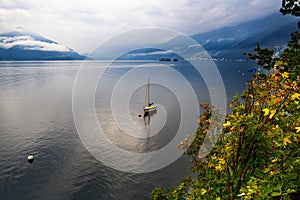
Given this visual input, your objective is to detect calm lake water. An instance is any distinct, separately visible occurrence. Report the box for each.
[0,60,254,199]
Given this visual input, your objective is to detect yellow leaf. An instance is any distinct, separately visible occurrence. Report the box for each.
[284,137,292,145]
[270,170,276,176]
[282,72,289,78]
[215,164,222,171]
[269,110,276,119]
[275,61,284,67]
[208,162,215,168]
[271,157,278,163]
[282,82,290,89]
[201,189,207,195]
[296,127,300,133]
[264,168,270,173]
[267,130,272,136]
[225,145,232,153]
[291,93,300,100]
[263,108,269,116]
[274,98,281,104]
[219,158,226,165]
[237,193,246,197]
[223,121,231,128]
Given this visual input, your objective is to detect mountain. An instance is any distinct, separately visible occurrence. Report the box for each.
[117,48,179,60]
[118,13,299,60]
[191,13,299,59]
[0,31,86,60]
[5,13,296,61]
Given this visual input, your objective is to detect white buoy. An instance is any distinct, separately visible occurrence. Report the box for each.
[27,155,34,163]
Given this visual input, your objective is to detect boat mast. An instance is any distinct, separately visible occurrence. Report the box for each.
[144,80,148,108]
[147,78,150,105]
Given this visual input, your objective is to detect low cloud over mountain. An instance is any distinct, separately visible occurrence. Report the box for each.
[0,35,70,52]
[0,32,86,60]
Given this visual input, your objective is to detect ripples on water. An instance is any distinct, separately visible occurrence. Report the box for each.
[0,60,254,199]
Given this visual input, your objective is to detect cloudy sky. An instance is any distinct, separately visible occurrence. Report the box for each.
[0,0,281,53]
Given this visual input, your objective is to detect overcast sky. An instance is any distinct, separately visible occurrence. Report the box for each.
[0,0,281,53]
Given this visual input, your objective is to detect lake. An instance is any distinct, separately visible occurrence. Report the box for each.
[0,60,255,199]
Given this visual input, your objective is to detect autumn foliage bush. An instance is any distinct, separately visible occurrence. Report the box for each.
[152,6,300,200]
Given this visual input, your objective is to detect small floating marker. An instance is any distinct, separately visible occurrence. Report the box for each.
[138,113,142,117]
[27,155,34,163]
[174,89,176,91]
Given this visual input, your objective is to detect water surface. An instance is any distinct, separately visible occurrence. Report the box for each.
[0,60,254,199]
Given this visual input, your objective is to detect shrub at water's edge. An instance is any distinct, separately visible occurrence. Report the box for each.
[151,2,300,199]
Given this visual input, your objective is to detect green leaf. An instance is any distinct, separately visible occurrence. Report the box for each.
[271,192,281,197]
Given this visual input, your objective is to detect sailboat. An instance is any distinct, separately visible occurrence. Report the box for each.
[143,78,157,113]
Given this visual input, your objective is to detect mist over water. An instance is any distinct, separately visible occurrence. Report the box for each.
[0,60,253,199]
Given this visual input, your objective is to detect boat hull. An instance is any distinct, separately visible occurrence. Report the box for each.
[143,105,157,112]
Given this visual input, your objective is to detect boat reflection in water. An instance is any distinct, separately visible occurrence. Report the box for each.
[143,108,157,124]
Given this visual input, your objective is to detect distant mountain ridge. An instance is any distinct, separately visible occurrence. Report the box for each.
[1,13,298,61]
[119,13,299,60]
[192,13,299,59]
[0,31,86,60]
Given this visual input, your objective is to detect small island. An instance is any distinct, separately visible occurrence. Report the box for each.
[159,58,179,62]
